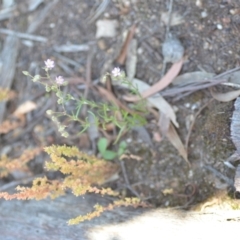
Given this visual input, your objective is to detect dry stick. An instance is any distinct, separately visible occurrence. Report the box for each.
[185,99,214,152]
[0,174,44,192]
[161,0,174,77]
[221,82,240,88]
[0,29,47,42]
[87,0,110,23]
[204,165,234,186]
[27,0,59,34]
[81,49,93,115]
[172,66,240,100]
[162,78,227,97]
[119,159,142,199]
[115,24,137,65]
[165,0,174,40]
[213,66,240,79]
[164,66,240,99]
[97,86,141,116]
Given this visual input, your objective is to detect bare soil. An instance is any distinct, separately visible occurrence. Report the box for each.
[1,0,240,209]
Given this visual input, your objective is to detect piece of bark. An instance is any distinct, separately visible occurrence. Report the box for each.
[0,192,240,240]
[230,98,240,193]
[0,35,19,124]
[234,164,240,192]
[231,97,240,155]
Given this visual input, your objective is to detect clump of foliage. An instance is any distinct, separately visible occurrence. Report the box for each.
[22,59,146,142]
[97,137,127,160]
[0,60,147,224]
[0,145,144,224]
[0,148,42,178]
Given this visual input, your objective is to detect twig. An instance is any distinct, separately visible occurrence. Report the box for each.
[161,78,227,97]
[165,0,174,39]
[161,0,174,77]
[87,0,110,23]
[170,66,240,101]
[0,174,44,191]
[57,61,75,76]
[53,52,82,69]
[221,82,240,88]
[27,0,59,34]
[119,160,142,199]
[53,44,89,53]
[185,99,213,151]
[213,66,240,79]
[81,49,94,115]
[204,165,234,186]
[0,28,47,42]
[115,24,137,65]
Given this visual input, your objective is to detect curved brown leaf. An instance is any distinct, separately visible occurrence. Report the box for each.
[125,58,183,102]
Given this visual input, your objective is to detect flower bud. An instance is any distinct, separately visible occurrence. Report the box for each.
[46,110,52,115]
[61,132,69,138]
[32,75,41,82]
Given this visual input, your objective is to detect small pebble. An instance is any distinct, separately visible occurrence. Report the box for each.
[196,0,202,8]
[230,9,238,15]
[49,23,55,28]
[184,103,191,108]
[201,11,208,18]
[216,24,223,30]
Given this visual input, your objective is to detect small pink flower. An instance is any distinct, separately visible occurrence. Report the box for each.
[44,59,54,69]
[111,67,121,77]
[55,76,64,85]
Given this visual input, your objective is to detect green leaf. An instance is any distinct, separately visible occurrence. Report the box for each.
[117,141,127,156]
[117,148,125,157]
[32,75,41,82]
[102,150,117,160]
[97,138,108,155]
[119,141,127,149]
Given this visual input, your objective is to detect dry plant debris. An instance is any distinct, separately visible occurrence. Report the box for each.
[1,1,240,229]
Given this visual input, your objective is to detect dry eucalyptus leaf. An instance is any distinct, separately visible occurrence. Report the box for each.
[13,100,37,117]
[128,78,179,128]
[140,58,183,99]
[210,88,240,102]
[158,113,170,136]
[96,19,119,38]
[172,71,216,86]
[124,59,183,102]
[166,123,189,165]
